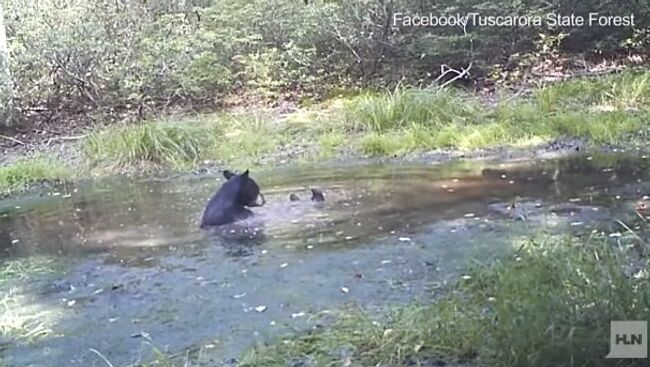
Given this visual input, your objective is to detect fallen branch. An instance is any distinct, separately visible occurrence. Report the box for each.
[56,134,88,141]
[0,134,26,146]
[437,62,473,90]
[45,134,88,147]
[435,19,474,90]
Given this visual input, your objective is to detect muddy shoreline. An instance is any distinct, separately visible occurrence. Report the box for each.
[2,127,640,201]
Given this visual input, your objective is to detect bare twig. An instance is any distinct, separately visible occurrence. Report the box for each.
[504,88,527,103]
[617,219,650,250]
[0,134,26,146]
[434,64,467,84]
[88,348,115,367]
[45,134,87,147]
[56,134,88,141]
[435,20,474,89]
[328,18,362,63]
[438,63,472,89]
[50,55,99,107]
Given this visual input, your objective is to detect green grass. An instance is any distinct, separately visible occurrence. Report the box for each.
[534,70,650,112]
[239,232,650,367]
[2,70,650,195]
[83,114,296,170]
[208,113,286,166]
[318,130,346,158]
[346,86,485,133]
[346,70,650,156]
[84,120,219,170]
[0,157,71,195]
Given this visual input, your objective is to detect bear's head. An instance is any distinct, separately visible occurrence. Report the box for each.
[201,169,264,228]
[224,169,266,207]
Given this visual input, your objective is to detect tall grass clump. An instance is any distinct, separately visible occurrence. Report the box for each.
[534,70,650,113]
[346,87,484,133]
[0,157,71,195]
[240,231,650,367]
[84,121,218,169]
[207,114,284,165]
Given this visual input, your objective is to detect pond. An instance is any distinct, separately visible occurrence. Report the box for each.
[1,153,648,366]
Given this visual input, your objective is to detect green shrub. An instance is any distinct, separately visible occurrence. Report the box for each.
[4,0,648,124]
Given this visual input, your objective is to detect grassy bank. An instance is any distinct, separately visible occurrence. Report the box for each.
[351,70,649,155]
[238,231,649,367]
[2,70,650,195]
[0,156,72,196]
[80,70,650,165]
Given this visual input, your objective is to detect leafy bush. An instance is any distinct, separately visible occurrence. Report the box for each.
[1,0,648,125]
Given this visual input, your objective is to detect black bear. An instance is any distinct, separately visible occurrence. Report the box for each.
[223,170,266,208]
[200,170,265,228]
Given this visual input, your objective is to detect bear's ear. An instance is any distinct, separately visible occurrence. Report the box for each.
[223,170,235,179]
[241,169,250,178]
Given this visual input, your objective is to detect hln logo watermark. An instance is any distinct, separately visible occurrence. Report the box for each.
[605,321,647,359]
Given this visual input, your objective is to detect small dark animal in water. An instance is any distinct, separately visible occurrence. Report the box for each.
[200,170,265,228]
[288,188,325,202]
[310,188,325,202]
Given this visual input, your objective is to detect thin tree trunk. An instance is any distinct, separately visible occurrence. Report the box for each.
[0,3,14,127]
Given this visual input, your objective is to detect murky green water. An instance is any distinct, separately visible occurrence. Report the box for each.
[1,153,648,366]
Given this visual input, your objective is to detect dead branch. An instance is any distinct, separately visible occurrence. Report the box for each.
[51,55,99,107]
[435,20,474,90]
[55,134,88,141]
[328,18,362,64]
[0,134,26,146]
[45,134,87,147]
